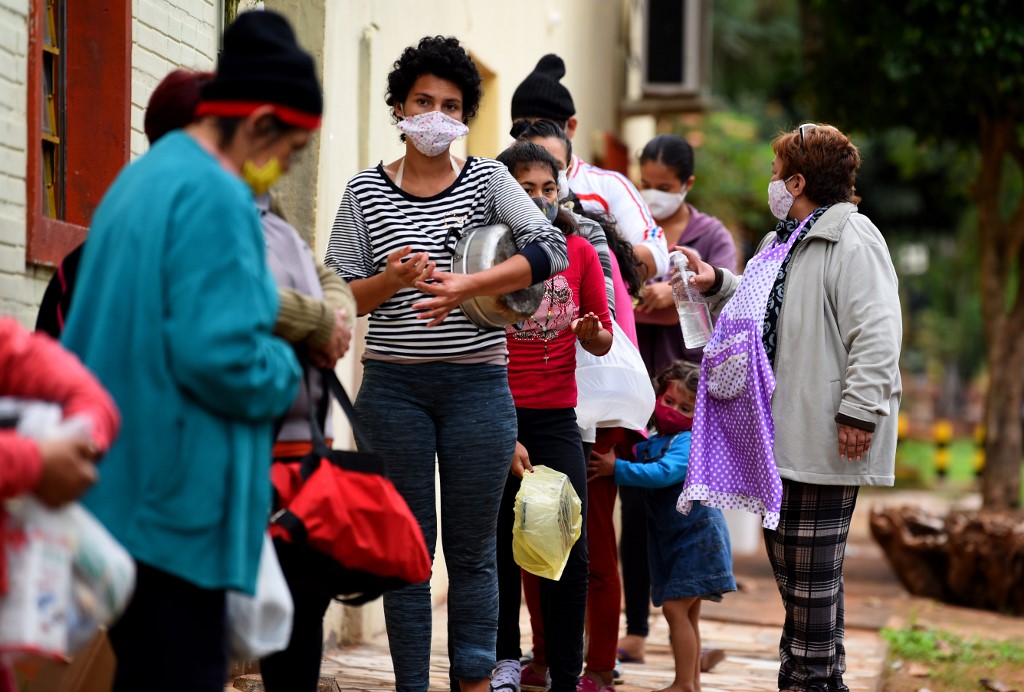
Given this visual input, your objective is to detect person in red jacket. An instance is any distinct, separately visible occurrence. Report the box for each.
[0,317,120,690]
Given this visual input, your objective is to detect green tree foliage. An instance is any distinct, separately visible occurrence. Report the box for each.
[799,0,1024,509]
[711,0,802,122]
[670,112,775,252]
[800,0,1024,142]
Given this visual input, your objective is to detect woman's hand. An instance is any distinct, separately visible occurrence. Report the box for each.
[510,441,533,479]
[412,270,477,327]
[311,309,352,368]
[385,246,435,291]
[587,445,617,481]
[673,246,716,293]
[838,424,873,461]
[35,436,100,508]
[635,281,675,313]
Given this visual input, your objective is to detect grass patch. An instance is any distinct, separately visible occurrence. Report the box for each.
[882,625,1024,691]
[894,438,1024,503]
[883,626,1024,664]
[895,439,979,485]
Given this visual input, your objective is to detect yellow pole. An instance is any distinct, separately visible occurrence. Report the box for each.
[933,419,953,479]
[972,423,985,475]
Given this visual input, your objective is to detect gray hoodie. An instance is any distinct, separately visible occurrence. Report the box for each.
[715,203,902,486]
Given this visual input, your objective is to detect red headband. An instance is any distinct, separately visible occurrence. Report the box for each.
[194,100,321,130]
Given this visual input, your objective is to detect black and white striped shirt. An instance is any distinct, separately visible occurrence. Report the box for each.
[326,157,568,362]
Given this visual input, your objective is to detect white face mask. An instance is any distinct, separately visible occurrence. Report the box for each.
[640,188,687,221]
[557,169,570,201]
[768,177,796,221]
[396,109,469,158]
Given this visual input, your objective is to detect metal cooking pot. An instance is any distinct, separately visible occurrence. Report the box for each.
[445,223,545,329]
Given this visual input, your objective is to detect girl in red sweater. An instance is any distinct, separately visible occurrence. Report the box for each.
[491,142,613,692]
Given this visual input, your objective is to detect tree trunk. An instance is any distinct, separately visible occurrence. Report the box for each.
[870,506,1024,615]
[974,114,1024,510]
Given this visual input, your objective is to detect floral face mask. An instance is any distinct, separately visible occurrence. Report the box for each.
[768,176,796,221]
[396,109,469,158]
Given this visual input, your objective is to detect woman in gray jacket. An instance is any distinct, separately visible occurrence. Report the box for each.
[677,124,902,692]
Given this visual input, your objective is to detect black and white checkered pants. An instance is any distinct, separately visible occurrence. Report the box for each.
[763,480,858,692]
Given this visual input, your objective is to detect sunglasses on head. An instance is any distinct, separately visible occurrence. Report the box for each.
[799,123,818,148]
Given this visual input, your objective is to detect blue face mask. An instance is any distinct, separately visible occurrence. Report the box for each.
[532,196,559,223]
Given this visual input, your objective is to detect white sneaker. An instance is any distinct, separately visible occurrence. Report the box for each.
[490,658,521,692]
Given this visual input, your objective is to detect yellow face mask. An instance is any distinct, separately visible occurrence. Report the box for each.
[241,157,283,196]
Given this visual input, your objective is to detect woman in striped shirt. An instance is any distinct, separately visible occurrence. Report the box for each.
[325,36,567,692]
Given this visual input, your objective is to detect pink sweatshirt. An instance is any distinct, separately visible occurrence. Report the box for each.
[0,318,120,594]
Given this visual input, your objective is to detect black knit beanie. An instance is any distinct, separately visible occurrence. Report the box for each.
[196,10,322,129]
[511,54,576,122]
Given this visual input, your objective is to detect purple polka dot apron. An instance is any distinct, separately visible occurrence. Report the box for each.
[676,217,808,530]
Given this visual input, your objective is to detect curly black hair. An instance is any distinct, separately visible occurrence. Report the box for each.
[385,36,482,126]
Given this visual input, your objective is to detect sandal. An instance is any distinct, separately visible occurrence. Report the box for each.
[616,648,645,664]
[700,648,725,672]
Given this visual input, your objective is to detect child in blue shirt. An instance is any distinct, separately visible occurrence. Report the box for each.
[588,360,735,692]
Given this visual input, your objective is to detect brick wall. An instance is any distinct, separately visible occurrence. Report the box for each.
[0,0,218,327]
[0,0,41,326]
[130,0,218,156]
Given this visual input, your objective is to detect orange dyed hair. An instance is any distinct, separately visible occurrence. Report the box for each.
[772,124,862,206]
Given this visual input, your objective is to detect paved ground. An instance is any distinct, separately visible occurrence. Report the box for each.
[233,488,1008,692]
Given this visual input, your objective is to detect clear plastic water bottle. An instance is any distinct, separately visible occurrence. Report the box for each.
[669,250,712,349]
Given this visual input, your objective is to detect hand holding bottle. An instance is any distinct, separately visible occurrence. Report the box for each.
[669,250,713,349]
[671,246,715,293]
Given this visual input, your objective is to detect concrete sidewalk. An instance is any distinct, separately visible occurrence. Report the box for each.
[301,492,913,690]
[308,554,893,692]
[236,489,942,691]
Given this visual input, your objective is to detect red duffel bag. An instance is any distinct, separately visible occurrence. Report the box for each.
[269,368,431,604]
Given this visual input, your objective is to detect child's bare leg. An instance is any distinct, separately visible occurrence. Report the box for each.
[657,597,699,692]
[689,599,702,692]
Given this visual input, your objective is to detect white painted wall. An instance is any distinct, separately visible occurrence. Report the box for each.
[314,1,626,263]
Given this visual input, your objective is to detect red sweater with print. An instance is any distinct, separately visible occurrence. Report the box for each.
[506,234,613,409]
[0,318,120,593]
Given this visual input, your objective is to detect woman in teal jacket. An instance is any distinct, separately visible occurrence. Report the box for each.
[61,12,321,692]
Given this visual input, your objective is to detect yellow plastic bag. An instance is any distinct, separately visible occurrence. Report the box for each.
[512,465,583,580]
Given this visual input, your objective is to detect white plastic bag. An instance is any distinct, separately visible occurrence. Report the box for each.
[0,498,75,659]
[574,321,656,431]
[65,504,136,653]
[227,533,293,660]
[0,498,136,658]
[512,465,583,581]
[0,399,136,657]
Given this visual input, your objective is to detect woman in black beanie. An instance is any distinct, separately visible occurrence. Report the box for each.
[61,11,322,692]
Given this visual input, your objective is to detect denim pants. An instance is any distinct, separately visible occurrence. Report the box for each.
[355,360,517,691]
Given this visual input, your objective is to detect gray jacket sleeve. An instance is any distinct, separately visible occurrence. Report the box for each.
[828,219,902,428]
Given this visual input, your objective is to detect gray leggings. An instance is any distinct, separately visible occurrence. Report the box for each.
[355,360,517,692]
